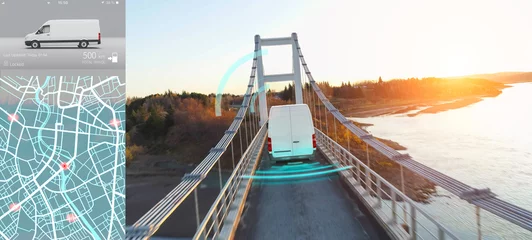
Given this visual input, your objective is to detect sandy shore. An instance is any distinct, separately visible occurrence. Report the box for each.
[407,97,482,117]
[345,96,487,118]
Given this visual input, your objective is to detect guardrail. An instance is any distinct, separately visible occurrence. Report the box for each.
[316,129,458,240]
[295,38,532,233]
[193,123,267,240]
[126,39,262,240]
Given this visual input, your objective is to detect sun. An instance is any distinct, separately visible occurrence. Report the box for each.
[436,43,481,77]
[439,54,474,77]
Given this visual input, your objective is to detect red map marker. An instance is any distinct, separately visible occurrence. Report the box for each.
[66,213,77,223]
[60,162,69,170]
[8,113,18,122]
[109,118,121,127]
[9,203,20,212]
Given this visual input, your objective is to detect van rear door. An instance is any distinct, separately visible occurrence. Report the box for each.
[269,107,293,159]
[290,105,314,156]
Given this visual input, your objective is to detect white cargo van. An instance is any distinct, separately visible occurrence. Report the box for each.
[267,104,316,162]
[25,19,101,48]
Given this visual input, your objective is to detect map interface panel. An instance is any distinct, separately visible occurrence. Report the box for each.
[0,1,126,239]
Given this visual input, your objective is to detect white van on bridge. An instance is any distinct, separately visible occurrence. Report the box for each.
[267,104,316,162]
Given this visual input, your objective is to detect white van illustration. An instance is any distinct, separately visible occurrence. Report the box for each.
[25,19,101,48]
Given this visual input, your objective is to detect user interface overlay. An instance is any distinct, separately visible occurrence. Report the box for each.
[0,1,126,239]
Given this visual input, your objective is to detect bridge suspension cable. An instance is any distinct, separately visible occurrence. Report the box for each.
[294,38,532,232]
[127,34,532,240]
[125,39,264,240]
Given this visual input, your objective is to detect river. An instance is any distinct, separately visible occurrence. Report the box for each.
[350,83,532,239]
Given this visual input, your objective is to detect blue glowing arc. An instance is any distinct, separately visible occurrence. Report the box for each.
[270,162,321,169]
[255,164,337,175]
[249,84,270,114]
[243,166,353,180]
[253,175,340,186]
[215,49,268,116]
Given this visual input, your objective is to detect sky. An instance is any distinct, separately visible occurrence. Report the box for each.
[126,0,532,97]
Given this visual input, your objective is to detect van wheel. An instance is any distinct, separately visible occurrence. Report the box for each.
[31,41,40,49]
[79,41,89,48]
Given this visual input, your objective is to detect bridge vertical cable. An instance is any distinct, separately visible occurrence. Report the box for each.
[294,39,532,232]
[125,39,265,240]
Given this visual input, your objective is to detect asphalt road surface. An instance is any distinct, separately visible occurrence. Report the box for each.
[235,147,386,240]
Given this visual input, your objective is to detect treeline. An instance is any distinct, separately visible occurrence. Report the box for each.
[278,77,505,101]
[127,76,505,167]
[277,82,364,101]
[368,77,504,99]
[126,90,240,166]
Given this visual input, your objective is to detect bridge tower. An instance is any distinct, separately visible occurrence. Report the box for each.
[256,33,303,125]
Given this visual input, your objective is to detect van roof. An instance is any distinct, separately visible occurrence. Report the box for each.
[271,104,308,109]
[46,19,99,22]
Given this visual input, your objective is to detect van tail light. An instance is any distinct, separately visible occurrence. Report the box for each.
[312,134,316,148]
[268,137,272,152]
[98,33,101,41]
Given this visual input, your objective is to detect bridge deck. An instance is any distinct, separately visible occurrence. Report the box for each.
[235,145,386,240]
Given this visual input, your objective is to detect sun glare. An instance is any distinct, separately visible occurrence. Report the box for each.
[442,56,470,77]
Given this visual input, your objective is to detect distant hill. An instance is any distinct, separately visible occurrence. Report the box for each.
[450,72,532,84]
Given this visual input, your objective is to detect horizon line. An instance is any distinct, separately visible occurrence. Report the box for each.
[126,71,532,98]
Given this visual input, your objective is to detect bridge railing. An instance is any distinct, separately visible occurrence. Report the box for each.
[126,39,263,240]
[317,129,458,240]
[193,123,267,240]
[294,37,532,235]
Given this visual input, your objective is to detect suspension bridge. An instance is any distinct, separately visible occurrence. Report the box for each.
[125,33,532,240]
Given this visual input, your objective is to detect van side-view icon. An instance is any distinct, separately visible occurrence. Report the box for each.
[24,19,101,49]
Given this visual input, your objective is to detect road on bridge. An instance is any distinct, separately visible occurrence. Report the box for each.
[235,145,389,240]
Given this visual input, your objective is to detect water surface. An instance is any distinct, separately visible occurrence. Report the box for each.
[351,83,532,239]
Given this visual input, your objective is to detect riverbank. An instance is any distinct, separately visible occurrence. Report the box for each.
[338,85,516,202]
[344,121,435,202]
[407,97,483,117]
[344,83,532,239]
[342,89,507,118]
[343,97,478,118]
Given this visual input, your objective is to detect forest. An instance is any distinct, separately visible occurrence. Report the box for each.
[126,77,505,167]
[278,76,505,102]
[125,90,240,166]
